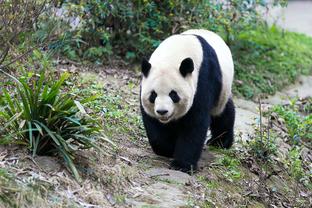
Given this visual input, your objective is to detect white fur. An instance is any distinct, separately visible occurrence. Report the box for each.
[141,29,234,123]
[141,34,202,123]
[182,29,234,115]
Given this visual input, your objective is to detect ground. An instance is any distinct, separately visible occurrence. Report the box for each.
[1,65,311,207]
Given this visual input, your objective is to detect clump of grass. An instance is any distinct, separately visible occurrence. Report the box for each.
[233,25,312,99]
[0,70,101,182]
[218,154,242,182]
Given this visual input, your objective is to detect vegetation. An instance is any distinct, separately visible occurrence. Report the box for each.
[233,27,312,98]
[0,54,101,182]
[270,98,312,189]
[1,0,312,207]
[272,98,312,145]
[46,0,284,62]
[0,0,52,68]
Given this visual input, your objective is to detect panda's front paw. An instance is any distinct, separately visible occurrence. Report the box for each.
[170,160,197,174]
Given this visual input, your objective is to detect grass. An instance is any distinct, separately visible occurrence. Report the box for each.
[70,73,145,142]
[232,25,312,99]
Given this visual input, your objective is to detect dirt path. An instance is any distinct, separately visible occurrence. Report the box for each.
[235,75,312,142]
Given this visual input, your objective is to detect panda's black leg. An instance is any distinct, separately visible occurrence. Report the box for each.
[208,98,235,149]
[148,131,175,158]
[142,112,175,157]
[171,116,210,173]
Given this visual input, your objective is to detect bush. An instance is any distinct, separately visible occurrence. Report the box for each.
[41,0,287,62]
[0,0,54,68]
[0,65,100,182]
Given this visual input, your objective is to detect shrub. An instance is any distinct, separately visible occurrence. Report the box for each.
[0,0,54,68]
[41,0,287,62]
[0,68,100,182]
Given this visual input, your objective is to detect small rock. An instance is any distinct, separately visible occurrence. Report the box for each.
[35,156,61,172]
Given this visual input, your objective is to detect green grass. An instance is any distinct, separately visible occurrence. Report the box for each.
[232,25,312,99]
[71,73,145,142]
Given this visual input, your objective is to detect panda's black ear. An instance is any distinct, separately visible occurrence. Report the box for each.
[141,58,151,77]
[179,58,194,77]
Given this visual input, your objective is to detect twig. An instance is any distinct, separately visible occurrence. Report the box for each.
[258,98,263,143]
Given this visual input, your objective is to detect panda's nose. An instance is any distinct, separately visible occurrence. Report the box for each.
[156,109,168,115]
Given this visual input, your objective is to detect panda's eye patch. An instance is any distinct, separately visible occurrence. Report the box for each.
[149,91,157,103]
[169,90,180,103]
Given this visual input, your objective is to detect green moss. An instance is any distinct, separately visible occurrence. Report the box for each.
[232,26,312,99]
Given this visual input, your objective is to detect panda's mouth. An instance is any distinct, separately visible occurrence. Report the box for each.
[158,115,173,123]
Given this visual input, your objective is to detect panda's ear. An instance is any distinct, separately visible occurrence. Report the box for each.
[179,58,194,77]
[141,58,151,77]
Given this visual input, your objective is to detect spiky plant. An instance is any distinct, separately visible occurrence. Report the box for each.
[0,70,100,182]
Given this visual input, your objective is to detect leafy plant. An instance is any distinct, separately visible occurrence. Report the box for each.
[218,154,242,182]
[288,147,305,182]
[272,98,312,145]
[0,70,100,182]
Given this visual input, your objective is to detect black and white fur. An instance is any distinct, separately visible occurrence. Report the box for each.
[140,29,235,172]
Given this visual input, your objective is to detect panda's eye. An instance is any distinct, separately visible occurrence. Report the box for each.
[169,90,180,103]
[149,91,157,103]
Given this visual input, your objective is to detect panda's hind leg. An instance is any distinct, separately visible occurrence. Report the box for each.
[208,98,235,149]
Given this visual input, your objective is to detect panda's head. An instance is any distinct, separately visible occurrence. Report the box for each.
[140,57,196,124]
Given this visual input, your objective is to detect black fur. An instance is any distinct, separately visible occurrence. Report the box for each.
[208,98,235,148]
[140,35,235,173]
[142,58,151,77]
[169,90,180,103]
[179,57,194,77]
[149,91,157,103]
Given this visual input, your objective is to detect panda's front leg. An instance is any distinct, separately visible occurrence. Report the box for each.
[171,116,210,173]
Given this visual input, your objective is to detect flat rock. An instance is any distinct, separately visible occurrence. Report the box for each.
[234,106,258,142]
[145,168,192,185]
[127,182,188,208]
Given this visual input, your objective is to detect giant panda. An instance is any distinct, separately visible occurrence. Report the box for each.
[140,29,235,172]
